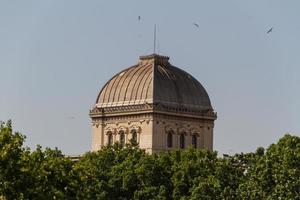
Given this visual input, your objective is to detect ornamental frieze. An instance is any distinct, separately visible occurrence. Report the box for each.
[89,103,217,119]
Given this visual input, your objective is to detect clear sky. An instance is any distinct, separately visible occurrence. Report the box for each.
[0,0,299,155]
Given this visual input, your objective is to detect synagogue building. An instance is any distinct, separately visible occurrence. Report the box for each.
[90,54,217,153]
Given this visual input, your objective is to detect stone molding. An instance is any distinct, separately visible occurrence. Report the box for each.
[90,103,217,120]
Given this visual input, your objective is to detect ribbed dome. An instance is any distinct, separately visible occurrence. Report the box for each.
[96,54,212,110]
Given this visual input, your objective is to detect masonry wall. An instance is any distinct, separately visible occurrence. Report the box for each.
[152,114,214,153]
[91,114,154,153]
[91,113,214,153]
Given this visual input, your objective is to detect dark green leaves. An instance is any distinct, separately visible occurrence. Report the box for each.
[1,121,299,199]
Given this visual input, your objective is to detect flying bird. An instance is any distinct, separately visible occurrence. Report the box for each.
[267,27,273,34]
[193,23,199,28]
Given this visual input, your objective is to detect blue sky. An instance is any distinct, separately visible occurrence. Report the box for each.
[0,0,299,155]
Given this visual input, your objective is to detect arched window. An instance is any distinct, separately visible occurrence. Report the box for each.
[192,134,197,148]
[119,131,125,148]
[107,131,113,145]
[167,132,173,148]
[131,129,137,143]
[180,134,185,149]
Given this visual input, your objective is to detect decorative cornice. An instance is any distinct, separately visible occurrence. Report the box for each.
[89,103,217,120]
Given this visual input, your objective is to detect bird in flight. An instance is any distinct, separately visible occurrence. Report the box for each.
[138,16,141,21]
[267,27,273,34]
[193,23,199,28]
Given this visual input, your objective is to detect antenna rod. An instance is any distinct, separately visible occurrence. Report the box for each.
[158,39,160,55]
[154,24,156,54]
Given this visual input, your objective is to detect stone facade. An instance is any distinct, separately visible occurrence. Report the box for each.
[90,54,217,153]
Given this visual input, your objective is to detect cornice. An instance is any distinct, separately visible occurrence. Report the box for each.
[89,103,217,120]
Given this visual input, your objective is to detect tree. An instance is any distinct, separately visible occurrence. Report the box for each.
[133,153,172,200]
[21,146,76,199]
[0,121,75,199]
[73,142,173,200]
[0,120,27,199]
[1,120,300,199]
[73,142,145,200]
[237,134,300,199]
[170,148,244,200]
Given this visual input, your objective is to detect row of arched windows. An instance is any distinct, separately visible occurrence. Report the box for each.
[107,129,198,149]
[167,132,198,149]
[107,129,138,148]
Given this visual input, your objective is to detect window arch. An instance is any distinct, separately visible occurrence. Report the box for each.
[167,131,173,148]
[192,134,197,148]
[180,134,185,149]
[107,131,113,145]
[131,129,137,143]
[119,131,125,148]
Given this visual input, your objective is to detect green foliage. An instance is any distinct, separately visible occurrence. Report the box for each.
[237,134,300,199]
[1,120,299,199]
[21,146,76,199]
[0,120,27,199]
[0,121,75,199]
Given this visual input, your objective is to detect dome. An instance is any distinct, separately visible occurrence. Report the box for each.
[95,54,213,111]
